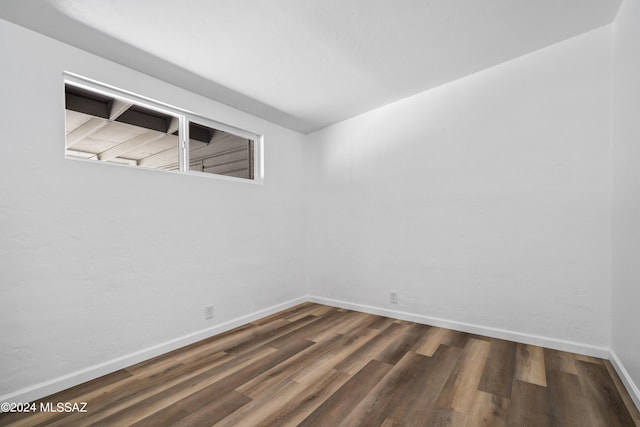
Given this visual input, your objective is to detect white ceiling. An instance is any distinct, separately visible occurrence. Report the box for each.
[0,0,622,133]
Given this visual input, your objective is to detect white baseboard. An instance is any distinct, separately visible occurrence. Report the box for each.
[609,350,640,412]
[2,295,630,408]
[307,296,611,359]
[0,296,307,406]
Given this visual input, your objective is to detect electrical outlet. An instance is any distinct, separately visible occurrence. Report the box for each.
[390,291,398,304]
[205,305,214,320]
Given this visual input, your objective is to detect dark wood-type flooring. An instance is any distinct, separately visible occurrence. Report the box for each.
[1,303,639,426]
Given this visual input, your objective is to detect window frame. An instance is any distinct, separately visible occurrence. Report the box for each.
[63,72,264,184]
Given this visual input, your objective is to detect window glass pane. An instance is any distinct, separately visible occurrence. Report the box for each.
[64,85,179,170]
[187,121,254,179]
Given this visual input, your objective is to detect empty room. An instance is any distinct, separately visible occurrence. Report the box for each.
[1,0,639,426]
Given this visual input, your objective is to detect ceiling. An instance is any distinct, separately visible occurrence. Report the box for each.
[0,0,622,133]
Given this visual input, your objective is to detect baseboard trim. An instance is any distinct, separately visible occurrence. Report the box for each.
[0,296,307,405]
[307,296,611,359]
[0,295,624,407]
[609,350,640,412]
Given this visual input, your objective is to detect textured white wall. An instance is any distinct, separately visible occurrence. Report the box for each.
[612,0,640,398]
[306,26,613,349]
[1,12,631,405]
[0,19,306,399]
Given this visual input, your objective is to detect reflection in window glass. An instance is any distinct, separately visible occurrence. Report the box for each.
[65,85,179,170]
[64,84,256,180]
[187,121,254,179]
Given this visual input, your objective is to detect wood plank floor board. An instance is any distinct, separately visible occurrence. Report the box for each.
[306,304,336,317]
[208,318,292,355]
[437,338,492,414]
[134,390,250,427]
[543,347,579,375]
[369,316,397,330]
[604,360,640,425]
[333,321,407,374]
[56,347,275,426]
[93,339,315,426]
[292,328,380,386]
[212,380,306,427]
[237,334,346,398]
[464,390,510,427]
[134,351,280,425]
[444,330,472,350]
[1,303,637,427]
[414,326,451,357]
[221,314,320,354]
[7,350,236,427]
[247,302,319,326]
[575,360,636,427]
[381,418,404,427]
[157,315,283,360]
[264,310,348,348]
[298,360,394,427]
[130,406,191,427]
[43,347,261,426]
[281,303,328,322]
[546,370,591,427]
[337,351,430,427]
[327,310,377,336]
[414,327,471,358]
[150,390,251,427]
[374,322,427,365]
[478,339,517,399]
[339,344,464,427]
[423,408,466,427]
[251,369,351,427]
[507,380,551,427]
[514,343,547,387]
[0,369,134,427]
[243,324,378,401]
[311,312,377,344]
[361,345,463,426]
[574,353,606,364]
[70,340,295,426]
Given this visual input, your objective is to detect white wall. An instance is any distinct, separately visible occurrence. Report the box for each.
[612,0,640,403]
[306,26,613,352]
[0,19,306,401]
[3,9,636,407]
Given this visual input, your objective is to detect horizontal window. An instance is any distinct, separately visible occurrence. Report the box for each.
[63,75,261,181]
